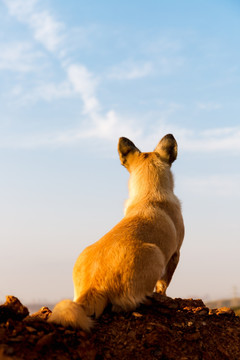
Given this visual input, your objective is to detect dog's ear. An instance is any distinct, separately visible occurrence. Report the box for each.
[118,137,140,169]
[155,134,177,165]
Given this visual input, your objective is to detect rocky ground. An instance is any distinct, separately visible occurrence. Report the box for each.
[0,294,240,360]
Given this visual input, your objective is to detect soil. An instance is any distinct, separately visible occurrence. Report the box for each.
[1,294,240,360]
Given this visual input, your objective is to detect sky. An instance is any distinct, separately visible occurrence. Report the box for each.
[0,0,240,306]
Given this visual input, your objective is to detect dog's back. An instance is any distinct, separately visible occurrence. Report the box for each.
[48,134,184,330]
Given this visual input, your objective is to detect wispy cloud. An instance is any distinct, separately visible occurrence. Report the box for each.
[15,81,73,103]
[6,1,149,145]
[67,64,100,114]
[2,0,140,148]
[3,0,64,52]
[143,35,186,75]
[109,61,153,80]
[2,1,105,121]
[2,0,240,156]
[12,64,100,106]
[0,42,43,72]
[1,106,240,155]
[180,126,240,152]
[0,110,141,149]
[196,102,222,110]
[49,110,141,146]
[140,123,240,154]
[179,174,240,198]
[3,0,38,16]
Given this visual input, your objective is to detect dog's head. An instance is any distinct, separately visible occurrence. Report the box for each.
[118,134,177,172]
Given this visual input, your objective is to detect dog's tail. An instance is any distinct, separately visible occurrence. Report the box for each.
[48,299,93,332]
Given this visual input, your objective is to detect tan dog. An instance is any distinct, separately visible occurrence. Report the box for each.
[48,134,184,331]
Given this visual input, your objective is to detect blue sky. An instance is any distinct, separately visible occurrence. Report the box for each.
[0,0,240,305]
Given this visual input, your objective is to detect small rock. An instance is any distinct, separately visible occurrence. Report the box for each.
[132,312,143,318]
[9,336,25,342]
[184,332,201,341]
[0,345,14,360]
[29,306,52,320]
[0,296,29,322]
[146,325,153,331]
[216,307,234,316]
[77,330,88,338]
[26,326,37,333]
[35,333,55,350]
[198,308,209,316]
[208,309,215,315]
[128,330,136,338]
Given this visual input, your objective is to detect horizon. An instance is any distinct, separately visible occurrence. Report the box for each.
[0,0,240,305]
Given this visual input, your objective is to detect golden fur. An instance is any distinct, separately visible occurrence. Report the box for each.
[48,134,184,331]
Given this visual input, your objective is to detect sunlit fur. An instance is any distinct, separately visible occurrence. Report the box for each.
[48,134,184,331]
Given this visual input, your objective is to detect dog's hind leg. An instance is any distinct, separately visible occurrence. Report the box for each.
[155,251,180,295]
[111,244,165,312]
[75,289,108,319]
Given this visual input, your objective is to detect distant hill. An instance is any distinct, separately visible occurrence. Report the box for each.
[26,302,55,314]
[26,297,240,315]
[206,297,240,309]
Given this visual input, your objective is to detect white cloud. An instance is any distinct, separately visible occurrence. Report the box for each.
[0,0,169,147]
[201,128,235,137]
[108,56,184,81]
[109,61,153,80]
[3,0,64,52]
[67,64,100,114]
[0,42,43,72]
[180,127,240,152]
[1,110,239,155]
[10,69,99,107]
[3,0,102,118]
[137,121,240,154]
[138,117,240,154]
[2,0,240,156]
[143,36,186,76]
[58,124,240,154]
[29,10,64,52]
[14,81,73,103]
[3,0,101,116]
[0,110,141,149]
[197,102,222,110]
[3,0,38,17]
[179,174,240,198]
[83,111,142,141]
[156,56,185,76]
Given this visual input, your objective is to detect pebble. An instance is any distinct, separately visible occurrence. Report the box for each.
[128,330,136,338]
[216,307,234,316]
[25,326,37,333]
[198,309,209,316]
[184,332,200,341]
[132,312,143,318]
[35,333,55,350]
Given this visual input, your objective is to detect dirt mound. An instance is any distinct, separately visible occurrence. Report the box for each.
[0,294,240,360]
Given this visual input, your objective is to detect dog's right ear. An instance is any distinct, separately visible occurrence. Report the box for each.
[155,134,177,165]
[118,137,140,169]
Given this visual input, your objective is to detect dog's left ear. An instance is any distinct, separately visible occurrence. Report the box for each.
[155,134,178,165]
[118,137,140,169]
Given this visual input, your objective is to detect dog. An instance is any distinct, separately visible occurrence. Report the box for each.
[48,134,184,331]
